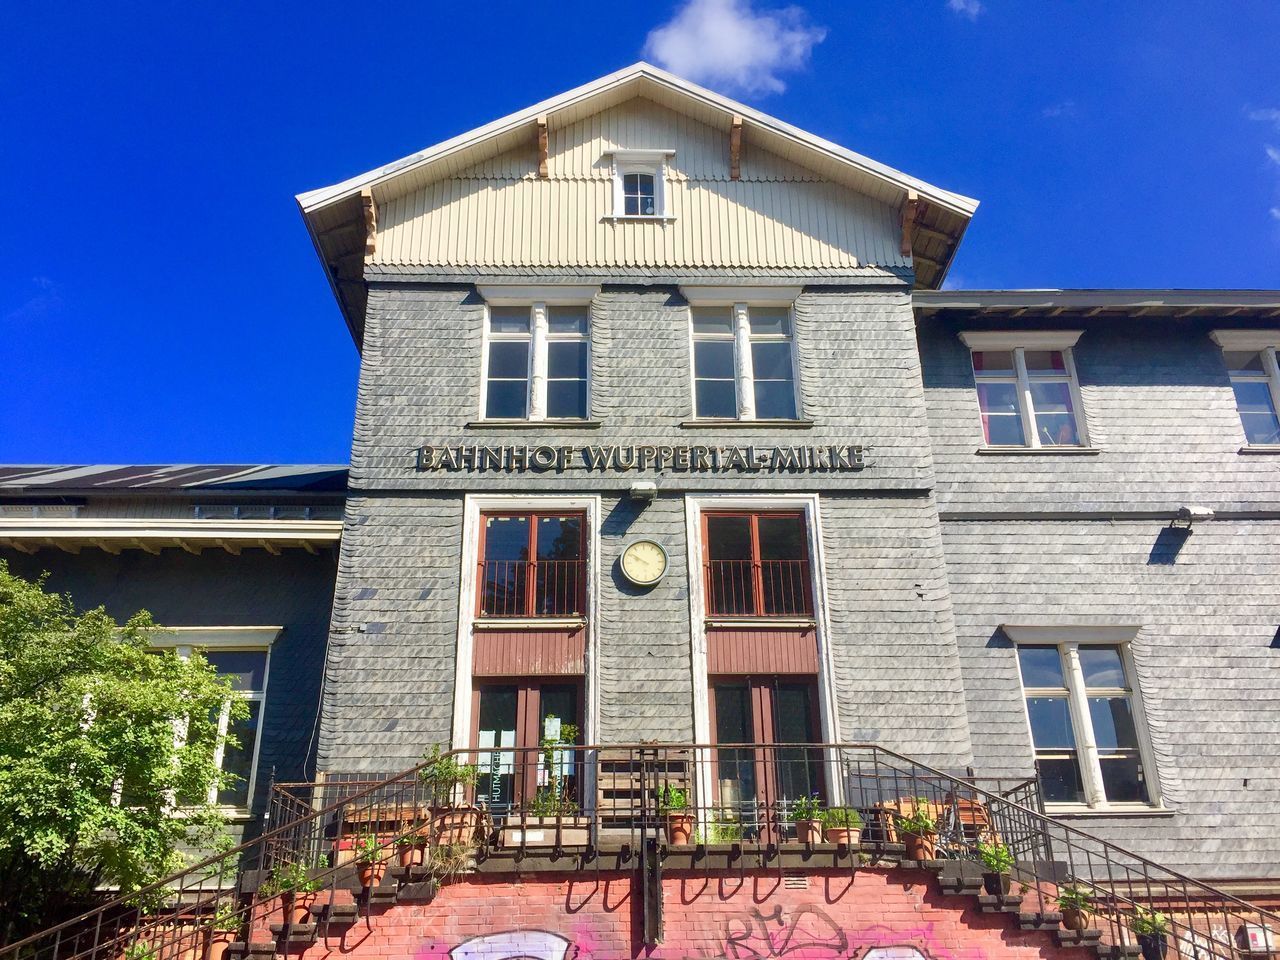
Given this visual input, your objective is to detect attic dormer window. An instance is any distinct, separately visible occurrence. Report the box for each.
[608,150,673,220]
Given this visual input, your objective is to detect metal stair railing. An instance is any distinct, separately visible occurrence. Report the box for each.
[3,743,1276,960]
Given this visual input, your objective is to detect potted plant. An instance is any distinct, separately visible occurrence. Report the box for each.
[260,858,325,923]
[1132,907,1170,960]
[205,903,241,960]
[978,840,1015,896]
[790,794,823,844]
[352,833,387,889]
[820,807,863,846]
[894,798,938,860]
[502,786,591,846]
[659,784,694,845]
[1057,885,1093,932]
[419,745,482,845]
[396,832,428,869]
[124,942,157,960]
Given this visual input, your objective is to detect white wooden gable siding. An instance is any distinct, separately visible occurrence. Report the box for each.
[374,98,906,271]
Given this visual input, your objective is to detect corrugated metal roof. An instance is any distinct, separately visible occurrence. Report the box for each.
[0,465,349,493]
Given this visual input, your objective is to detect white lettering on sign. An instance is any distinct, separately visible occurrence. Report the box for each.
[414,444,865,473]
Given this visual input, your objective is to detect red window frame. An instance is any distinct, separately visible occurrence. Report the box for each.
[477,511,587,618]
[701,510,814,619]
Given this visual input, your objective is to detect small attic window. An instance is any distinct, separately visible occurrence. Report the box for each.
[608,150,673,220]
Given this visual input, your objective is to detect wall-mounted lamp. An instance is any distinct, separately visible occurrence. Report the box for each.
[1172,505,1215,529]
[629,480,657,501]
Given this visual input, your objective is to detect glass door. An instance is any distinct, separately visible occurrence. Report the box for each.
[473,681,581,819]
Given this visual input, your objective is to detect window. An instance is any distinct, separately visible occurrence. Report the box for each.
[609,150,671,219]
[703,511,812,618]
[160,639,271,811]
[1211,332,1280,445]
[478,512,586,618]
[482,303,590,420]
[691,304,799,420]
[960,332,1087,448]
[1016,642,1153,808]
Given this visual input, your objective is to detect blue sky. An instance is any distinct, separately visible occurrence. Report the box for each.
[3,0,1278,465]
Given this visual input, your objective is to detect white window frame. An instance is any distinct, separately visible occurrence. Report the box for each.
[151,626,279,815]
[605,149,675,220]
[682,286,804,422]
[685,494,842,824]
[1210,330,1280,447]
[477,285,599,422]
[1006,625,1161,813]
[960,330,1088,448]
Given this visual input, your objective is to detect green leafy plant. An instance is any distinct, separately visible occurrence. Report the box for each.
[819,807,863,830]
[894,798,937,837]
[1131,907,1170,936]
[1057,884,1093,912]
[125,943,158,960]
[351,833,384,865]
[658,784,689,813]
[0,561,245,942]
[977,841,1014,874]
[418,745,479,803]
[706,817,743,842]
[208,902,242,933]
[790,793,823,821]
[426,841,473,884]
[528,786,580,817]
[260,857,325,896]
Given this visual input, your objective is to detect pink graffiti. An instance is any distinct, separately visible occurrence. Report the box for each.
[447,930,574,960]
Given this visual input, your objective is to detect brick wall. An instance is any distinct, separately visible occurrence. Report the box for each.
[270,868,1094,960]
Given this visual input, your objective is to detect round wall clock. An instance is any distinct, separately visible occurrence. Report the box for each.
[620,539,668,587]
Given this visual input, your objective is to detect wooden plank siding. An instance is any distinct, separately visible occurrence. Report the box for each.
[706,625,818,675]
[373,97,905,272]
[472,626,586,676]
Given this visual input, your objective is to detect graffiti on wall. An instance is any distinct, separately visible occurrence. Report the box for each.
[447,931,574,960]
[723,905,848,958]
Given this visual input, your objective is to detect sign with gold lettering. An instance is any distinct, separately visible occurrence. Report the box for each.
[414,444,864,473]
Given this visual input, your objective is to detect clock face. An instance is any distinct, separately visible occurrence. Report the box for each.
[621,539,668,586]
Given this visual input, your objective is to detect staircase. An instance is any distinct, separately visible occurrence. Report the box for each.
[2,744,1275,960]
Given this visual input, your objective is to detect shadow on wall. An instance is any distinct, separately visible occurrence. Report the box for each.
[1147,526,1191,566]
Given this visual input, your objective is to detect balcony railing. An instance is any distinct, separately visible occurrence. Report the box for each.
[5,744,1278,960]
[704,559,813,617]
[479,558,585,617]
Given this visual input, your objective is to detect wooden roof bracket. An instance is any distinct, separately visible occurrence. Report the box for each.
[360,188,377,257]
[537,115,549,179]
[900,189,921,258]
[729,115,743,180]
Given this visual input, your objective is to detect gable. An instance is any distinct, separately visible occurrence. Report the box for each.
[373,97,907,272]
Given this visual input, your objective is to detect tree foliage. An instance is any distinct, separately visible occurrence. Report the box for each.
[0,560,244,943]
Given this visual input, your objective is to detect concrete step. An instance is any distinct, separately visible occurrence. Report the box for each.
[977,893,1024,914]
[1018,911,1064,931]
[397,881,438,903]
[310,902,360,924]
[1056,929,1104,948]
[269,923,319,945]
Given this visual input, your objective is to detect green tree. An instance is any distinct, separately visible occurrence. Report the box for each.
[0,560,244,944]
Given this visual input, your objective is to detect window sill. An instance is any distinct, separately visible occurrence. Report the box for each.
[474,617,587,630]
[1239,445,1280,455]
[601,215,676,223]
[466,420,602,430]
[975,446,1101,456]
[706,617,816,628]
[1044,804,1173,819]
[680,419,815,430]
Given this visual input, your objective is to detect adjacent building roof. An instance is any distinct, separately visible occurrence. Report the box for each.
[914,289,1280,320]
[0,465,348,495]
[299,62,979,345]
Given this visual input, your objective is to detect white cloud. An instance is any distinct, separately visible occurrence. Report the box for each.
[643,0,827,96]
[1042,100,1078,119]
[3,276,62,325]
[1267,145,1280,168]
[1247,107,1280,131]
[946,0,983,20]
[1270,207,1280,222]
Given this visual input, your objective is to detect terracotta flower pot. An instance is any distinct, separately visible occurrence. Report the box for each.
[277,890,296,922]
[666,812,694,845]
[432,806,482,845]
[357,861,386,888]
[1060,907,1088,932]
[901,831,936,860]
[796,819,822,844]
[824,826,857,845]
[398,843,424,869]
[983,872,1012,896]
[206,931,235,960]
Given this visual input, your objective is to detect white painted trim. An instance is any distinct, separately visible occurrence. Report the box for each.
[0,519,341,541]
[477,284,600,306]
[959,330,1084,351]
[1209,329,1280,352]
[681,285,804,306]
[683,493,841,807]
[151,626,283,649]
[529,302,549,419]
[732,303,756,419]
[1003,624,1142,644]
[603,148,677,160]
[610,154,670,219]
[451,495,603,755]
